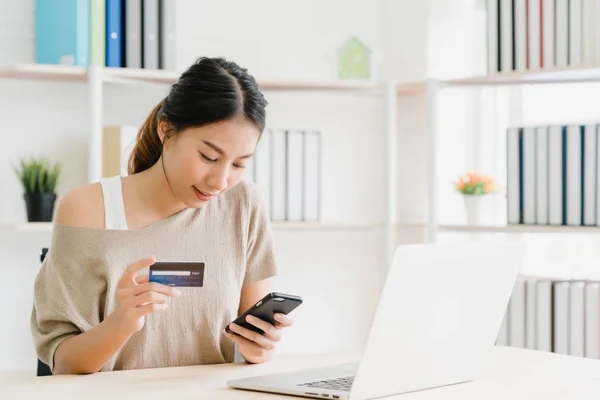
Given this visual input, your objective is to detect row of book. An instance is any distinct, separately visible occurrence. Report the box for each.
[507,124,600,226]
[487,0,600,73]
[102,126,322,222]
[35,0,174,69]
[497,276,600,359]
[245,129,321,222]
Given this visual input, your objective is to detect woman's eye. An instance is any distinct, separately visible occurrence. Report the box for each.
[233,163,246,169]
[201,153,217,162]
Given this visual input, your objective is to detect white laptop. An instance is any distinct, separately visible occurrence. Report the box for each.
[226,241,526,400]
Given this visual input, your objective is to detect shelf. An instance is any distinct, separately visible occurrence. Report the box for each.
[271,222,382,230]
[0,64,87,82]
[437,224,600,234]
[442,65,600,87]
[0,64,383,93]
[396,81,427,96]
[0,221,380,232]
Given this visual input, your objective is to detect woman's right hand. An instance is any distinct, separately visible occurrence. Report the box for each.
[112,256,181,334]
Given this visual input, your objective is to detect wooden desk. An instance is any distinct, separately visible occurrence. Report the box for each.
[2,347,600,399]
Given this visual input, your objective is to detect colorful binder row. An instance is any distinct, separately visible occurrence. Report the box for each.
[497,276,600,359]
[487,0,600,73]
[35,0,175,69]
[246,129,321,222]
[506,124,600,226]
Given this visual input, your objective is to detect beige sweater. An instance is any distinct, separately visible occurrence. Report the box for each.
[30,181,278,372]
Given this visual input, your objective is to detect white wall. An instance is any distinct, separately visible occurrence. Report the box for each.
[0,0,390,373]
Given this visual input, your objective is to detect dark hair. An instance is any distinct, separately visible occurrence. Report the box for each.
[128,57,268,174]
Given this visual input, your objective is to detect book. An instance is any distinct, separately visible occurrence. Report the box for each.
[35,0,89,66]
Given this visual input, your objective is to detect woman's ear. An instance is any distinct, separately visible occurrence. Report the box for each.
[157,120,172,144]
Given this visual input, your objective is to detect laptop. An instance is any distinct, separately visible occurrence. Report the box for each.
[227,241,526,399]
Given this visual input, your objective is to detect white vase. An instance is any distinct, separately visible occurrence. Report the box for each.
[463,195,490,225]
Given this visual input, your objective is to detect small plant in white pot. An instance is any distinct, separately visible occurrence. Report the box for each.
[14,157,61,222]
[452,172,499,225]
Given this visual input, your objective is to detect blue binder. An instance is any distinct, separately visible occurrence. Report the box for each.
[106,0,123,67]
[35,0,90,66]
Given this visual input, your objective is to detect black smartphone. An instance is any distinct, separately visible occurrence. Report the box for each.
[226,292,303,335]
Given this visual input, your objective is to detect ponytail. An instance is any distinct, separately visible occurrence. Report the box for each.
[128,100,165,175]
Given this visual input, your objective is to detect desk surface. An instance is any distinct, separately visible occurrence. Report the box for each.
[2,347,600,399]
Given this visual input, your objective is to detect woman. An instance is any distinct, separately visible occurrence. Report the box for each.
[30,57,292,375]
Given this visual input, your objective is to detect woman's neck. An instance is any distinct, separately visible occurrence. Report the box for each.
[122,158,188,227]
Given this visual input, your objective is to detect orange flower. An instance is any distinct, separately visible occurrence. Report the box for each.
[484,182,495,193]
[458,178,466,190]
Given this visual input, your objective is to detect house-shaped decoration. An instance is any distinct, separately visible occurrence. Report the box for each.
[336,36,372,80]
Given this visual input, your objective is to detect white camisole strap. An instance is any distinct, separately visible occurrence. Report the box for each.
[100,176,129,230]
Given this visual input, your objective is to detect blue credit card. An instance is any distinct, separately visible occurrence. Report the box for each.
[149,262,205,287]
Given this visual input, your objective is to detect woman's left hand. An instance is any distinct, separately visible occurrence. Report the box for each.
[223,313,293,364]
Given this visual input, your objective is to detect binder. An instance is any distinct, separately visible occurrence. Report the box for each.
[102,126,139,177]
[160,0,177,70]
[526,278,537,350]
[286,131,304,221]
[569,0,583,66]
[499,0,514,71]
[142,0,159,69]
[585,282,600,359]
[303,131,321,222]
[555,0,569,67]
[106,0,123,67]
[125,0,142,68]
[536,279,553,352]
[527,0,542,70]
[569,281,585,357]
[487,0,499,73]
[548,126,564,225]
[583,125,597,226]
[270,130,287,221]
[536,127,549,224]
[35,0,90,66]
[522,128,536,224]
[506,127,521,224]
[509,277,526,348]
[254,130,271,215]
[514,0,527,71]
[542,0,556,68]
[566,126,582,226]
[553,281,571,355]
[583,0,596,65]
[90,0,106,66]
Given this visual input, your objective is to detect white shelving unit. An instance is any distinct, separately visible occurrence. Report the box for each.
[418,66,600,241]
[0,63,411,272]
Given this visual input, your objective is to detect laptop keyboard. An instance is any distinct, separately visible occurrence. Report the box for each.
[298,376,354,392]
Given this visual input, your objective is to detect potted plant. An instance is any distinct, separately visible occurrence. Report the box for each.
[452,172,499,225]
[14,157,61,222]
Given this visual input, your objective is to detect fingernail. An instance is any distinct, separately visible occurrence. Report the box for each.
[274,313,283,321]
[173,289,181,297]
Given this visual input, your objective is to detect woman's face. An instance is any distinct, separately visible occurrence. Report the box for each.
[159,115,260,207]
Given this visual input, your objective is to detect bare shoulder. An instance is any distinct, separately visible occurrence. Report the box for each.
[55,183,105,229]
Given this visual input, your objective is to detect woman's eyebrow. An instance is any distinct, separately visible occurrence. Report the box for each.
[202,140,254,159]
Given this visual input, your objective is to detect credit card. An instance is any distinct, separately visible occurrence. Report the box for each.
[149,262,205,287]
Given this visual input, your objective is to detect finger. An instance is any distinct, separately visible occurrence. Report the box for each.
[121,282,181,298]
[224,330,256,349]
[135,302,169,317]
[121,291,171,308]
[228,323,276,350]
[274,313,293,328]
[245,315,280,342]
[136,274,149,284]
[119,256,156,287]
